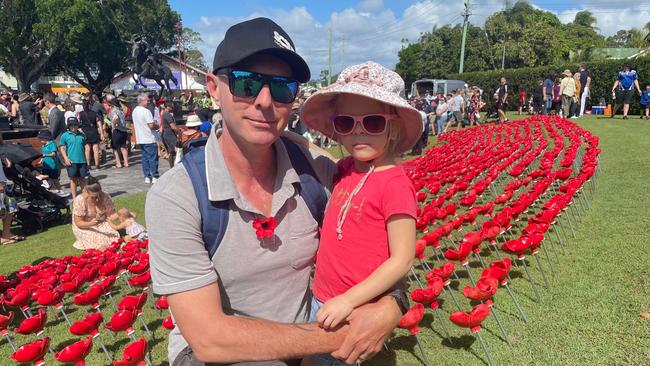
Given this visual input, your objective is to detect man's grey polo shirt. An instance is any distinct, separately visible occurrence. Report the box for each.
[146,131,336,362]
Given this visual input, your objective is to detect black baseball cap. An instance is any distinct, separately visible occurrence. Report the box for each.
[212,17,311,83]
[37,130,52,140]
[67,116,80,127]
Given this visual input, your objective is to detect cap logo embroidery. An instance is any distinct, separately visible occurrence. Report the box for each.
[273,31,294,51]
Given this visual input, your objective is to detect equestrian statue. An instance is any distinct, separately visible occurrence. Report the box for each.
[131,36,179,96]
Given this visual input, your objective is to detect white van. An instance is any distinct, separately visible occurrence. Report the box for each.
[409,79,467,98]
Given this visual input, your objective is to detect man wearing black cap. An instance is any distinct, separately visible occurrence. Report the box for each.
[147,18,402,366]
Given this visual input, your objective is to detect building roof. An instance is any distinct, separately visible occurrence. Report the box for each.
[592,48,642,59]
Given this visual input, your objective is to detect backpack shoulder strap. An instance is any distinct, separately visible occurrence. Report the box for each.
[181,145,229,259]
[280,137,328,226]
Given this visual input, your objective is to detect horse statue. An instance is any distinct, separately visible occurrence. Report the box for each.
[131,36,179,96]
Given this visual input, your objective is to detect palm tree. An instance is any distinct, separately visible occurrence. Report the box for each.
[574,10,599,32]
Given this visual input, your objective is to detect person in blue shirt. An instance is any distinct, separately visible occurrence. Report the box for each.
[59,117,87,199]
[196,108,213,134]
[38,130,62,191]
[611,62,642,119]
[641,83,650,120]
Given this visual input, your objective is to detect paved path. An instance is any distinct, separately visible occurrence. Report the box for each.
[59,149,172,198]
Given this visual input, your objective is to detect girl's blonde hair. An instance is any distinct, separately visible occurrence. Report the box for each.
[118,207,137,219]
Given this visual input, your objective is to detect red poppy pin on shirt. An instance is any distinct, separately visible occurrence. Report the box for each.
[253,217,277,239]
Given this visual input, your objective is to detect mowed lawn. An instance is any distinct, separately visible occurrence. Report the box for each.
[0,113,649,365]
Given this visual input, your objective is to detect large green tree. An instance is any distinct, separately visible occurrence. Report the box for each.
[52,0,180,96]
[165,27,208,71]
[0,0,68,91]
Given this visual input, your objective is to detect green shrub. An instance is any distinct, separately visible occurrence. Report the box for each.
[444,57,650,114]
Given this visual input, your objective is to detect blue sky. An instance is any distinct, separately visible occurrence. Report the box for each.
[168,0,649,77]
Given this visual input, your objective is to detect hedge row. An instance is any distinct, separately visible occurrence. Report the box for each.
[444,57,650,114]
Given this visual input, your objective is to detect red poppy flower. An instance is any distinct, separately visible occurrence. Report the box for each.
[481,258,511,284]
[11,337,49,365]
[5,289,30,308]
[397,303,425,334]
[449,303,491,333]
[501,237,531,257]
[463,277,499,301]
[162,315,175,330]
[113,338,147,366]
[127,270,151,288]
[426,262,456,283]
[411,277,444,309]
[415,239,427,260]
[155,296,169,310]
[118,291,148,311]
[444,241,473,264]
[74,285,104,308]
[104,308,138,334]
[14,308,47,335]
[54,336,93,364]
[0,311,14,332]
[252,217,277,239]
[70,312,104,337]
[60,279,82,294]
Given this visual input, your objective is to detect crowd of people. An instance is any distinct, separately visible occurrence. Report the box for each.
[0,86,224,249]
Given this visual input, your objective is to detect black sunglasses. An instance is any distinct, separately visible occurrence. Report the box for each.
[216,69,299,104]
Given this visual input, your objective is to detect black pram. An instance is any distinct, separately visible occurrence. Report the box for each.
[0,142,72,235]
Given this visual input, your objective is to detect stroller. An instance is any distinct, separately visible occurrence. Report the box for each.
[0,142,72,235]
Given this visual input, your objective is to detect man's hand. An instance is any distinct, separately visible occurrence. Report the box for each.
[64,158,72,166]
[317,295,354,330]
[331,296,401,364]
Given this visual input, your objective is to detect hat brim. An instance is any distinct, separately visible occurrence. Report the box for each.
[217,47,310,83]
[301,85,422,153]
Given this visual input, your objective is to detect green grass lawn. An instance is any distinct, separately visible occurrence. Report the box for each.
[1,113,649,365]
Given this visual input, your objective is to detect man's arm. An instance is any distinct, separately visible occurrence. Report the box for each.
[59,144,71,166]
[586,75,591,89]
[168,282,346,363]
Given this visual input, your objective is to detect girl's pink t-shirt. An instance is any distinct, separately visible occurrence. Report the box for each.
[312,157,417,302]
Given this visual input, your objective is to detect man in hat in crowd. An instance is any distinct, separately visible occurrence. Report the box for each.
[147,17,403,366]
[18,93,37,125]
[611,62,642,119]
[559,69,576,118]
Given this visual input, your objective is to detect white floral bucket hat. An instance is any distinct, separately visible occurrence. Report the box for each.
[301,61,422,153]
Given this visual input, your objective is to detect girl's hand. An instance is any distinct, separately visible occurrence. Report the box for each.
[316,295,354,330]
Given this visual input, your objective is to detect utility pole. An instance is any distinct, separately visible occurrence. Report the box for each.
[459,0,471,74]
[328,26,333,86]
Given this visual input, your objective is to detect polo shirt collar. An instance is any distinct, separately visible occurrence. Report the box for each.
[205,129,301,216]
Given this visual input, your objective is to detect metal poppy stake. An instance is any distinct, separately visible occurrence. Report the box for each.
[55,303,72,327]
[517,254,541,302]
[0,311,16,352]
[450,304,495,366]
[531,247,550,288]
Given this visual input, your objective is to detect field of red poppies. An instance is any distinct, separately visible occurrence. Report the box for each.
[1,114,648,366]
[394,115,599,365]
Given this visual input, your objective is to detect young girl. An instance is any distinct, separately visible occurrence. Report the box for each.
[301,61,419,365]
[640,83,650,119]
[109,207,147,242]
